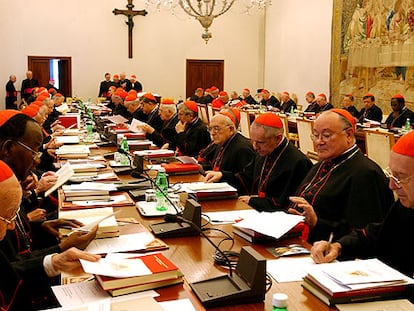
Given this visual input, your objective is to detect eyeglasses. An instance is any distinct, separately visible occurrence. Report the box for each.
[208,125,230,133]
[15,140,42,161]
[0,206,20,225]
[383,167,414,188]
[310,128,350,142]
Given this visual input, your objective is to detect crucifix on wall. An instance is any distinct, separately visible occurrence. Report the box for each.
[113,0,148,58]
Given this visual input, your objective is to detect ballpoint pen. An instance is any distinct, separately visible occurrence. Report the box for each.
[325,232,334,255]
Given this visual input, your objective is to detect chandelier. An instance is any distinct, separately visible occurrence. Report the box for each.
[145,0,271,43]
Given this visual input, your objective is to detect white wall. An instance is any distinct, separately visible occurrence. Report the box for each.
[0,0,265,107]
[264,0,333,107]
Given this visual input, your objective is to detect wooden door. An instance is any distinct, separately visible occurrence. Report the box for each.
[186,60,224,99]
[28,56,72,97]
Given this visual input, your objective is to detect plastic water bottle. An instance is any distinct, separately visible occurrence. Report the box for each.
[272,293,288,311]
[155,167,169,211]
[405,118,411,133]
[119,136,130,165]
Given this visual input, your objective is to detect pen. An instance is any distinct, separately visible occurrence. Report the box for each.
[325,232,334,255]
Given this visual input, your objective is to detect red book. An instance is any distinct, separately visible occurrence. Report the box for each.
[161,163,200,175]
[95,253,180,290]
[58,114,80,128]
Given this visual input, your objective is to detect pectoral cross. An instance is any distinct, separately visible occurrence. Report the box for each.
[113,0,148,58]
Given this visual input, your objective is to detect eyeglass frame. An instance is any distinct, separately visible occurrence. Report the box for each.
[310,127,351,143]
[383,167,414,188]
[208,125,231,133]
[0,206,20,225]
[14,140,42,161]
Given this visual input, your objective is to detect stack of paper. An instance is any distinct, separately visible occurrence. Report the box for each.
[56,145,90,158]
[178,182,237,200]
[302,258,414,306]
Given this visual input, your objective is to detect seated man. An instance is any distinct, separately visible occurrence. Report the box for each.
[137,93,163,134]
[280,91,297,113]
[384,94,414,129]
[260,89,280,110]
[314,93,333,113]
[304,91,318,113]
[165,100,211,157]
[0,159,100,311]
[139,98,179,148]
[289,109,394,243]
[342,93,359,118]
[124,91,147,122]
[233,112,312,212]
[202,108,255,188]
[311,131,414,277]
[241,88,257,106]
[358,93,383,123]
[211,91,229,109]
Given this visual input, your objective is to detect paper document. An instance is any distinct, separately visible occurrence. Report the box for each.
[129,118,146,133]
[81,256,152,278]
[203,209,259,224]
[267,256,316,282]
[45,162,74,197]
[336,299,414,311]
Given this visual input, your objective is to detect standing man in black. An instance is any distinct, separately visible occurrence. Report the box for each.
[21,70,39,102]
[98,73,113,97]
[5,75,17,109]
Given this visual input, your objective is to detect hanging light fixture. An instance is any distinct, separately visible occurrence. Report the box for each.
[145,0,271,43]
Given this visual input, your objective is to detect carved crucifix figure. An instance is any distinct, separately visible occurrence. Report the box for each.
[113,0,148,58]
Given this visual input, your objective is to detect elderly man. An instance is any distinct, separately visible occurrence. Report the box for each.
[189,87,204,103]
[234,112,312,212]
[124,92,146,122]
[358,93,383,123]
[242,88,257,106]
[280,91,297,113]
[342,93,359,118]
[260,89,280,110]
[165,100,210,157]
[129,74,143,92]
[211,91,229,109]
[311,131,414,278]
[140,98,179,148]
[21,70,39,102]
[0,160,100,311]
[5,75,17,109]
[136,93,163,134]
[384,94,414,129]
[202,108,255,187]
[289,109,394,243]
[315,93,333,113]
[304,91,318,113]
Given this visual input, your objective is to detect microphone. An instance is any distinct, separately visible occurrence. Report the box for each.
[164,213,233,276]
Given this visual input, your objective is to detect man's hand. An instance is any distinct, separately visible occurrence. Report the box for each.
[288,196,318,228]
[139,123,155,134]
[41,218,84,239]
[175,121,186,134]
[238,195,251,204]
[204,171,223,183]
[27,208,46,222]
[59,226,98,251]
[311,240,341,264]
[51,247,101,274]
[21,172,38,191]
[36,172,58,193]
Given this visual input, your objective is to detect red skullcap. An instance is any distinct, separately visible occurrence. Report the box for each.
[219,91,228,97]
[130,74,137,79]
[254,112,283,128]
[205,88,211,93]
[115,89,127,99]
[113,74,119,79]
[0,110,21,127]
[219,108,240,126]
[54,93,63,97]
[21,106,39,118]
[36,95,50,102]
[306,91,314,96]
[128,90,138,95]
[143,93,156,102]
[210,86,218,91]
[282,91,289,96]
[261,89,270,94]
[243,88,250,93]
[318,93,327,99]
[161,98,175,105]
[37,87,47,94]
[31,101,44,107]
[0,160,14,182]
[392,131,414,157]
[48,88,55,93]
[196,88,203,92]
[184,100,198,113]
[125,93,138,102]
[331,108,356,133]
[392,94,404,99]
[364,93,374,97]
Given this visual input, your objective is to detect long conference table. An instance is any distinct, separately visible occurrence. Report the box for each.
[59,144,336,311]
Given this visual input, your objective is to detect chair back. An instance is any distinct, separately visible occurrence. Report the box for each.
[296,118,315,155]
[207,104,214,122]
[365,130,395,169]
[198,104,209,124]
[240,110,251,138]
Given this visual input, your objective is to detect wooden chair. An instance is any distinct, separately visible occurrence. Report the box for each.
[306,150,320,164]
[207,104,214,122]
[239,110,251,138]
[365,130,395,169]
[198,104,209,124]
[278,114,299,147]
[296,118,315,156]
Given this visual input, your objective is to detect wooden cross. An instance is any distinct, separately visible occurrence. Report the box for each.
[113,0,148,58]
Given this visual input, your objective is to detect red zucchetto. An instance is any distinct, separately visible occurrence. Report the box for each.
[0,110,21,127]
[254,112,283,128]
[184,100,198,113]
[392,94,404,99]
[392,131,414,157]
[0,160,14,181]
[331,108,356,132]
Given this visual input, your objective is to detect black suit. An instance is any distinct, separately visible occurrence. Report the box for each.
[359,104,383,123]
[21,78,39,101]
[147,114,179,147]
[5,80,17,109]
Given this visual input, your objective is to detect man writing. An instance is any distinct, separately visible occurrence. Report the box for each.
[311,131,414,278]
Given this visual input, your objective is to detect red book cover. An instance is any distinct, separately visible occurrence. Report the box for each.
[59,114,79,128]
[161,163,200,174]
